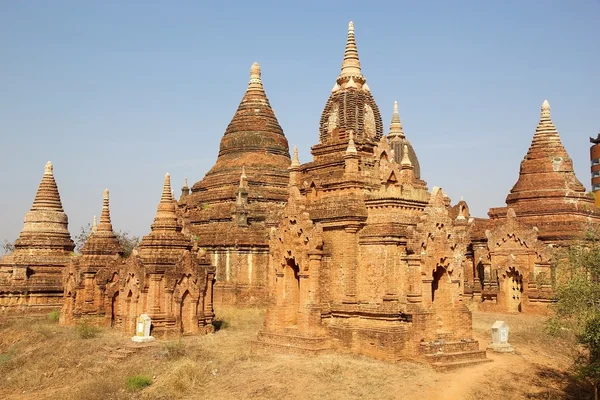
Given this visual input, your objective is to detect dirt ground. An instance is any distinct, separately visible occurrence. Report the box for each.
[0,308,590,400]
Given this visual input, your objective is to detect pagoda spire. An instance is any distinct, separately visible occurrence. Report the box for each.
[527,100,564,153]
[97,189,114,232]
[31,161,64,211]
[337,21,365,85]
[150,173,179,233]
[291,146,301,167]
[388,101,405,139]
[400,144,412,168]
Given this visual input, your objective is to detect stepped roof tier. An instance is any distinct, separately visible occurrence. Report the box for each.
[79,189,124,259]
[140,174,195,266]
[387,101,421,179]
[488,100,600,243]
[0,161,75,307]
[181,62,291,247]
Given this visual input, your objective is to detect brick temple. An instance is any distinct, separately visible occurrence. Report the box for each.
[60,174,215,337]
[465,100,600,313]
[178,62,291,306]
[253,22,489,368]
[0,162,75,310]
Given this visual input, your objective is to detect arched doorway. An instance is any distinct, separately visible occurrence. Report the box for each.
[180,290,193,334]
[503,267,523,313]
[111,291,119,327]
[283,258,300,326]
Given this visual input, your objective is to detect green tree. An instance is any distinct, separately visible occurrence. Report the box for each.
[551,228,600,399]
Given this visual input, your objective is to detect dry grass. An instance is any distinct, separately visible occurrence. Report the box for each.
[0,308,589,400]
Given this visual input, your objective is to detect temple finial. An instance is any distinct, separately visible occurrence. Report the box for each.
[183,178,188,189]
[161,173,172,203]
[541,100,551,120]
[400,144,412,168]
[338,21,363,84]
[291,146,300,167]
[346,131,357,155]
[388,101,404,139]
[98,188,114,231]
[250,62,262,85]
[44,161,53,176]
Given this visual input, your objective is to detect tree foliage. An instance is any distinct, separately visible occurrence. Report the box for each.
[74,223,140,257]
[551,228,600,399]
[1,239,15,255]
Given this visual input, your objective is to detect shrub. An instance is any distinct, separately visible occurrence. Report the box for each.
[126,374,153,391]
[163,340,186,360]
[48,310,60,322]
[76,321,100,339]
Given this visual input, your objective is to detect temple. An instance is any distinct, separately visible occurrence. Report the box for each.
[0,162,75,311]
[254,22,489,368]
[465,100,600,313]
[61,174,215,337]
[178,62,291,306]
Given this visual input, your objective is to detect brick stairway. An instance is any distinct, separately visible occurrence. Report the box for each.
[420,335,491,371]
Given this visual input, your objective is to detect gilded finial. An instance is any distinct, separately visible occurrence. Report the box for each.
[250,61,262,85]
[44,161,53,175]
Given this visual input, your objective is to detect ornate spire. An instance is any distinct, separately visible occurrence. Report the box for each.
[92,215,97,233]
[9,161,74,253]
[346,131,357,155]
[180,178,190,200]
[148,173,179,233]
[291,146,301,167]
[337,21,365,85]
[249,61,262,85]
[388,101,404,139]
[400,144,412,168]
[528,99,562,149]
[97,189,113,232]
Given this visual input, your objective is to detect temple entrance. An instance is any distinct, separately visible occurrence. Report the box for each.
[503,267,523,313]
[283,258,300,326]
[111,291,119,327]
[180,290,193,334]
[431,266,452,305]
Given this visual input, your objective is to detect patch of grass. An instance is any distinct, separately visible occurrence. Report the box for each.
[0,345,15,364]
[76,321,101,339]
[163,340,186,360]
[126,374,153,391]
[48,310,60,322]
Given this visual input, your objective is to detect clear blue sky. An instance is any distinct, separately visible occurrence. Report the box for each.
[1,0,599,248]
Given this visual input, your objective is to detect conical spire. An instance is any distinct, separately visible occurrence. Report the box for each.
[338,21,364,85]
[388,101,404,139]
[346,131,357,155]
[400,144,412,168]
[11,161,74,252]
[249,62,262,86]
[97,189,113,232]
[528,100,564,153]
[31,161,64,211]
[291,146,301,167]
[150,173,179,233]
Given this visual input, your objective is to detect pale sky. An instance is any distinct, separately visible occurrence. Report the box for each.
[1,0,599,250]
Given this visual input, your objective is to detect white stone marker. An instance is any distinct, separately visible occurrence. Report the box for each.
[131,313,155,343]
[487,320,514,353]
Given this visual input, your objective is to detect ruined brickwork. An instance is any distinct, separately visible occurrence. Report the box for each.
[255,22,489,368]
[61,174,215,337]
[0,162,75,311]
[179,63,291,306]
[465,101,600,313]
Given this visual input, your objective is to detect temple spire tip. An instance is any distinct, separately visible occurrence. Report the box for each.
[250,61,262,85]
[44,161,53,175]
